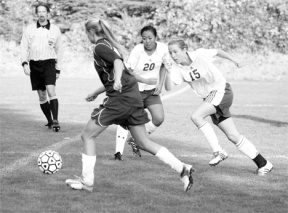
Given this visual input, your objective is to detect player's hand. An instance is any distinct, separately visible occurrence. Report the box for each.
[234,61,246,68]
[23,64,31,76]
[113,80,122,92]
[85,94,97,102]
[153,85,162,95]
[56,73,60,79]
[145,78,158,85]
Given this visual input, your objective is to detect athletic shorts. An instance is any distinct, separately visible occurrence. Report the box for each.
[204,83,233,125]
[140,88,162,108]
[91,96,150,129]
[29,59,56,91]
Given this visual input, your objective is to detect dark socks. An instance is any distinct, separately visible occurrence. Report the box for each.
[253,154,267,168]
[50,99,59,120]
[40,102,52,124]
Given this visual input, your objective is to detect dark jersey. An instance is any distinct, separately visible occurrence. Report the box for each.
[93,38,143,107]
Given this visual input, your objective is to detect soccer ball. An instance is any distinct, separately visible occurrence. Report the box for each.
[37,150,62,174]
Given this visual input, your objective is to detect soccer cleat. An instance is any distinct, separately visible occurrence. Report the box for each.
[45,122,52,129]
[257,161,273,176]
[114,152,123,161]
[52,119,61,132]
[180,164,194,192]
[127,137,141,157]
[65,175,93,192]
[209,150,228,166]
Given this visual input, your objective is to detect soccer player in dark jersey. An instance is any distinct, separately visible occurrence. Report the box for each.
[65,18,194,192]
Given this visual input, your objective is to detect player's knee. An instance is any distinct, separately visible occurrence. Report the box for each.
[190,113,201,125]
[226,133,240,144]
[152,116,164,126]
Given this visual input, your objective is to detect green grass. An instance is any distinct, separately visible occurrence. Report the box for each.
[1,77,288,213]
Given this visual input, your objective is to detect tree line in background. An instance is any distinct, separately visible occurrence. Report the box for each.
[1,0,287,55]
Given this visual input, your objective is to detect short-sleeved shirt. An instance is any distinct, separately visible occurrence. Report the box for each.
[170,48,226,98]
[93,38,143,107]
[126,42,171,91]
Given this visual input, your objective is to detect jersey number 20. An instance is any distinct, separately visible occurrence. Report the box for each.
[143,63,155,71]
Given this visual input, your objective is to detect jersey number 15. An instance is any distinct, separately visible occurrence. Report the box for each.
[189,69,200,81]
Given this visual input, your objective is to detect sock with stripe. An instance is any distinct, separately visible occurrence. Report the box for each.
[199,122,223,153]
[82,153,96,186]
[40,100,52,124]
[49,97,59,120]
[155,147,184,174]
[115,125,129,154]
[145,121,158,134]
[236,136,266,168]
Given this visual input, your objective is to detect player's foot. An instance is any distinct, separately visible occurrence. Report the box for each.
[180,164,194,192]
[257,161,273,176]
[45,122,52,129]
[127,137,141,157]
[114,152,123,161]
[65,175,93,192]
[52,119,61,132]
[209,150,228,166]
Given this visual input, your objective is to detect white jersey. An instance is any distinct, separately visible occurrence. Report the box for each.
[126,41,170,91]
[170,48,226,98]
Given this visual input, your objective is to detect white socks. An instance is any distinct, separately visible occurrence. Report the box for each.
[145,121,157,134]
[236,136,259,159]
[115,126,129,154]
[115,122,158,154]
[155,147,184,174]
[82,153,96,186]
[199,122,223,153]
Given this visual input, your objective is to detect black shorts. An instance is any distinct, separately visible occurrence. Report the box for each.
[140,89,162,108]
[29,59,56,91]
[91,96,150,129]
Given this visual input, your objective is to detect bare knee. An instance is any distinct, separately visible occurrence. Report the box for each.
[190,113,202,125]
[152,115,164,126]
[226,133,241,144]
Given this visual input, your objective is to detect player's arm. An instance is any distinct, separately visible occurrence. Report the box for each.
[216,49,243,68]
[85,85,106,102]
[154,64,167,95]
[20,27,30,76]
[55,27,64,78]
[132,72,157,85]
[113,59,124,92]
[164,70,174,91]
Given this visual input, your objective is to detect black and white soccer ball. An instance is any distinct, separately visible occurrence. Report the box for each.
[37,150,62,174]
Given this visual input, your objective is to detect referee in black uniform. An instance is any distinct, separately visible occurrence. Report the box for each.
[20,3,63,132]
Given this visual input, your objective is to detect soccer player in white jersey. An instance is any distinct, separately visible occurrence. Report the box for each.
[114,26,171,160]
[20,3,63,132]
[164,39,273,176]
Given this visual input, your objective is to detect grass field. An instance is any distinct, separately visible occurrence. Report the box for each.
[1,76,288,213]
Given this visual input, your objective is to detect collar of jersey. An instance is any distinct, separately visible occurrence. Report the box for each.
[37,20,50,30]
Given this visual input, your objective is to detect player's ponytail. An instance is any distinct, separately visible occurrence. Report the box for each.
[98,19,128,60]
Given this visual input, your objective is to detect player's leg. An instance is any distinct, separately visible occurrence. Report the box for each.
[46,85,60,131]
[44,60,60,131]
[66,118,107,191]
[114,125,128,160]
[37,89,53,127]
[218,118,273,175]
[127,94,164,157]
[191,101,226,160]
[129,125,194,192]
[146,102,164,134]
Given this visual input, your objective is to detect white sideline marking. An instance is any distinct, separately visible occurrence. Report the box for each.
[0,135,80,178]
[0,87,190,178]
[2,152,288,159]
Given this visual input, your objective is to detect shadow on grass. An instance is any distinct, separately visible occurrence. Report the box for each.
[233,114,288,127]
